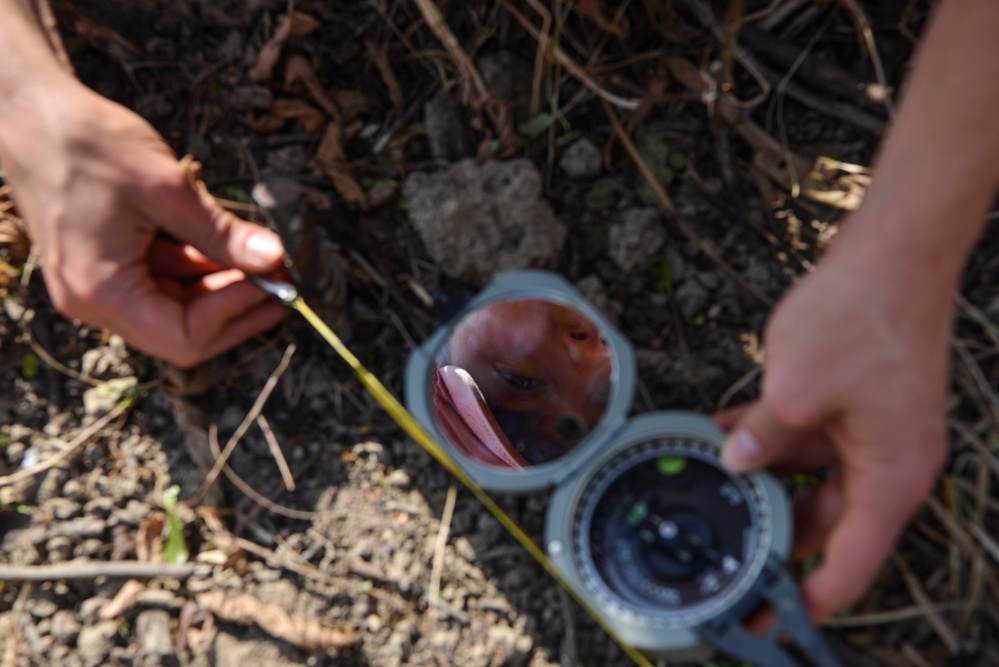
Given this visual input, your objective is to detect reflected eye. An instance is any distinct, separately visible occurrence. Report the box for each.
[495,368,543,391]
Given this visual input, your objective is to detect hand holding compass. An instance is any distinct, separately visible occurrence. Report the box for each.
[405,270,844,666]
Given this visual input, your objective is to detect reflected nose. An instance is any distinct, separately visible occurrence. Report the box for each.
[554,413,589,445]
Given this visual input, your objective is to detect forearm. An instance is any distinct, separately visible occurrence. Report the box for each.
[0,0,78,139]
[834,0,999,285]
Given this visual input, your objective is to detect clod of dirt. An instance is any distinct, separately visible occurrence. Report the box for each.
[404,158,566,285]
[608,207,667,272]
[559,139,603,180]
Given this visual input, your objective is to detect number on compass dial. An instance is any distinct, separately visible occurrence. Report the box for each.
[573,438,772,626]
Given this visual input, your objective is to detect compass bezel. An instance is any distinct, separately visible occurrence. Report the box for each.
[545,412,792,657]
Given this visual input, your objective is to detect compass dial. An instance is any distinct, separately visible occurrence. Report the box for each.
[572,437,772,627]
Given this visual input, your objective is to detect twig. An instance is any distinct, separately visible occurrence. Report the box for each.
[411,0,489,100]
[602,99,773,306]
[824,600,961,628]
[496,0,639,110]
[428,480,458,611]
[257,415,295,492]
[0,403,127,487]
[0,560,201,582]
[890,553,961,654]
[184,344,296,507]
[836,0,895,117]
[207,423,317,521]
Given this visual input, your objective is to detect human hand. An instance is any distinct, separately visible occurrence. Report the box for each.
[0,77,288,367]
[716,234,953,622]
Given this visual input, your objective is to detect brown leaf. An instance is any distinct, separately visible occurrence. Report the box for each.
[284,54,341,118]
[247,99,326,134]
[249,11,321,83]
[197,591,355,650]
[100,579,145,620]
[575,0,629,38]
[137,515,165,563]
[365,38,404,117]
[314,122,369,211]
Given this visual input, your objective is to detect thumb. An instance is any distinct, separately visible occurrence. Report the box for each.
[142,159,286,273]
[720,401,803,473]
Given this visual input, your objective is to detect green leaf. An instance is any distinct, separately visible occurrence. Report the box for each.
[517,113,552,140]
[21,353,39,379]
[163,485,190,565]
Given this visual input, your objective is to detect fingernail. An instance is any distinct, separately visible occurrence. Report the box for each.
[721,429,762,472]
[245,231,284,268]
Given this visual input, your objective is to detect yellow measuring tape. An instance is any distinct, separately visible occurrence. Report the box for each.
[292,296,654,667]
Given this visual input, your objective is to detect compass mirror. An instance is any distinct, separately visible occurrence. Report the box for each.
[428,297,615,469]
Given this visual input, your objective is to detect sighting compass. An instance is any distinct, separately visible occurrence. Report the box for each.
[405,271,842,666]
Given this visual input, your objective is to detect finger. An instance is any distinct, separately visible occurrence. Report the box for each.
[720,400,805,473]
[137,157,285,273]
[799,467,928,621]
[148,238,222,277]
[713,403,751,432]
[106,277,284,367]
[792,475,846,560]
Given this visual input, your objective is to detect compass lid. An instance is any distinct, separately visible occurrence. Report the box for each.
[404,270,637,493]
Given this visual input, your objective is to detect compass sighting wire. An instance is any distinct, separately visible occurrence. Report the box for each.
[286,293,655,667]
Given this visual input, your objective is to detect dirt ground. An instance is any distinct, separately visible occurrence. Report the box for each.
[2,1,999,666]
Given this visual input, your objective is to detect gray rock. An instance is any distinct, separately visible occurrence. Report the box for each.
[404,159,566,285]
[559,139,602,180]
[476,50,533,119]
[608,207,667,272]
[78,619,119,667]
[50,610,82,645]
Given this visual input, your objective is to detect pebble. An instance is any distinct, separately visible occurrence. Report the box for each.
[385,469,411,487]
[608,207,667,272]
[559,139,603,180]
[77,619,119,667]
[50,610,82,645]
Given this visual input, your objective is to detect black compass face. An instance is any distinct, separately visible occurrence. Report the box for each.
[573,438,771,627]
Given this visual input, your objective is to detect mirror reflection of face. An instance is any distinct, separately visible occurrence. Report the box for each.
[431,298,613,468]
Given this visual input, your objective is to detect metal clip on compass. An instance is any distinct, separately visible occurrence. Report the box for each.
[404,270,842,667]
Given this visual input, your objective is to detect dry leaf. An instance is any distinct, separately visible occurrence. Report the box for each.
[284,54,340,118]
[314,122,369,211]
[365,38,404,117]
[250,11,321,83]
[247,99,327,134]
[100,579,145,620]
[137,515,165,563]
[197,591,355,650]
[576,0,629,38]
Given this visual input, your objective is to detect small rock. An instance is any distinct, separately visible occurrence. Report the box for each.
[46,536,75,562]
[675,280,710,320]
[227,85,273,111]
[559,139,602,180]
[77,619,119,667]
[575,275,623,324]
[404,159,566,285]
[476,50,532,119]
[386,469,411,487]
[266,145,310,175]
[82,377,138,419]
[79,597,111,625]
[608,207,667,272]
[424,89,473,163]
[43,497,82,520]
[365,613,383,633]
[28,588,61,618]
[136,609,174,660]
[50,610,82,645]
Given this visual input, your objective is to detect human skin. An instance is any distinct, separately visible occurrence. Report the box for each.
[719,0,999,622]
[447,299,612,461]
[0,0,288,368]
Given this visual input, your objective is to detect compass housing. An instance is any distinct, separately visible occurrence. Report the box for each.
[404,270,793,659]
